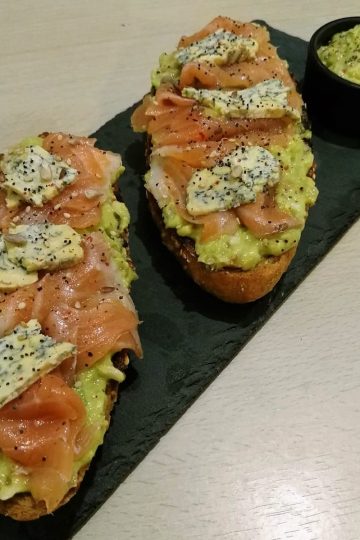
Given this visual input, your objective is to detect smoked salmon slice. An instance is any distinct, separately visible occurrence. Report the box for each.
[0,133,122,231]
[178,17,270,50]
[235,190,301,236]
[178,58,302,110]
[0,374,86,511]
[153,135,292,165]
[132,84,296,147]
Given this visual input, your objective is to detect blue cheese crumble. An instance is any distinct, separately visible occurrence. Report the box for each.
[182,79,300,120]
[5,223,84,273]
[0,236,38,292]
[186,145,280,216]
[0,145,77,207]
[175,29,258,66]
[0,320,76,408]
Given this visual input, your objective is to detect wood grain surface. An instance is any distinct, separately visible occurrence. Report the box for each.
[1,1,359,538]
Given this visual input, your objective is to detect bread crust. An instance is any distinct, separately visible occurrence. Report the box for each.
[0,352,128,521]
[148,194,296,303]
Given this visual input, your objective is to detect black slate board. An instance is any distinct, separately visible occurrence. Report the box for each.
[1,23,359,540]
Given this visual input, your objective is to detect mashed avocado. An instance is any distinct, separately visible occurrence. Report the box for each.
[0,455,28,500]
[318,24,360,84]
[151,52,181,88]
[160,135,317,270]
[0,136,136,501]
[69,354,125,483]
[99,197,137,287]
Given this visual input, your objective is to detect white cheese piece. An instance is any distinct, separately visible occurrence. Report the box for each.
[5,223,84,273]
[0,145,77,207]
[186,145,280,216]
[0,320,76,408]
[0,236,38,292]
[182,79,300,120]
[175,29,258,66]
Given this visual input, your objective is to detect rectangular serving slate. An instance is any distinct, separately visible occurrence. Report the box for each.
[1,22,359,540]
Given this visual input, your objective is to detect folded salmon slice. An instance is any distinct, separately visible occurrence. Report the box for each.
[154,135,293,165]
[47,299,140,372]
[0,374,87,512]
[235,190,301,236]
[0,134,121,231]
[148,84,196,109]
[154,140,238,168]
[179,58,302,111]
[132,85,295,147]
[178,16,270,49]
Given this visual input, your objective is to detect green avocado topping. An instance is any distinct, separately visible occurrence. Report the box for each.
[99,198,137,288]
[151,52,181,89]
[318,24,360,84]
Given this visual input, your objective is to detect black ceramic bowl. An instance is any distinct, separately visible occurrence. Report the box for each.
[303,17,360,135]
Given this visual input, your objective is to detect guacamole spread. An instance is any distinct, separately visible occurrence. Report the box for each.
[318,24,360,84]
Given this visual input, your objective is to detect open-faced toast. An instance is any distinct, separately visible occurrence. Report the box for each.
[132,16,318,303]
[0,133,141,520]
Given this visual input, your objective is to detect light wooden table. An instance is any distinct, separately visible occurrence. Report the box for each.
[1,2,359,538]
